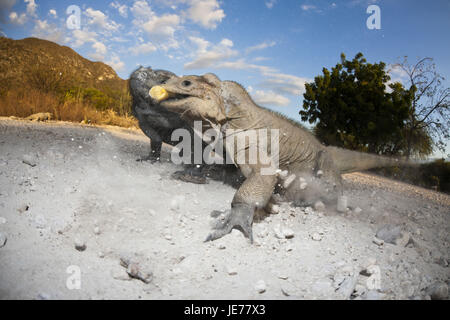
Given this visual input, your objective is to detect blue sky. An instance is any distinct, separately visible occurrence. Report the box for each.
[1,0,449,157]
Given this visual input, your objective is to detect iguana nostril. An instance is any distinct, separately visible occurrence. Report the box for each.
[182,80,192,87]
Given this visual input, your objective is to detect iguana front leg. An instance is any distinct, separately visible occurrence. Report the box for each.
[205,173,278,243]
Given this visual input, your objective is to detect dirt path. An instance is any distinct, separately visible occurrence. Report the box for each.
[0,118,448,300]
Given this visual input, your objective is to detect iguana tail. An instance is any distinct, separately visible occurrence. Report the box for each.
[327,146,409,174]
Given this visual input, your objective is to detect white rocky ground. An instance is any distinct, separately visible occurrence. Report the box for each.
[0,118,448,300]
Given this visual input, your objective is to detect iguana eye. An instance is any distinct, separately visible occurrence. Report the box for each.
[182,80,192,87]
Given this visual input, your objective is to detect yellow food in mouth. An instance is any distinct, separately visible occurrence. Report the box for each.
[149,86,169,101]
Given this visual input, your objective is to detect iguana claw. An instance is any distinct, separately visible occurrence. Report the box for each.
[205,204,254,243]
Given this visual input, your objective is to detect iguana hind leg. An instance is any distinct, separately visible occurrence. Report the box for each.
[205,172,278,243]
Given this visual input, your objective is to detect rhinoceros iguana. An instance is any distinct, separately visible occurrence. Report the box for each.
[149,73,408,243]
[129,67,243,185]
[129,66,210,184]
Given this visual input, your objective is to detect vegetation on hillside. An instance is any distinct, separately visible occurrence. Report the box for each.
[0,37,136,128]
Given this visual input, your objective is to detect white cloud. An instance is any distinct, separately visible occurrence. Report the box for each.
[301,4,317,11]
[130,42,157,55]
[6,0,36,25]
[107,55,125,72]
[48,9,57,18]
[142,14,180,37]
[25,0,37,17]
[92,41,107,55]
[110,1,128,18]
[245,41,276,54]
[32,19,64,43]
[9,11,26,25]
[70,29,98,47]
[259,71,310,95]
[251,89,290,107]
[0,0,17,23]
[215,59,277,74]
[186,0,225,29]
[130,0,154,22]
[85,8,120,32]
[184,37,238,69]
[253,56,270,62]
[265,0,277,9]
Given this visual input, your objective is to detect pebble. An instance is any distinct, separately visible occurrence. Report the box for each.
[282,228,294,239]
[17,204,29,213]
[427,282,448,300]
[0,217,6,224]
[337,196,348,212]
[126,263,153,284]
[314,201,325,211]
[94,227,101,235]
[311,232,322,241]
[255,280,266,293]
[227,267,237,275]
[119,253,153,284]
[0,232,7,248]
[394,232,410,247]
[36,292,51,300]
[375,224,402,244]
[164,234,172,241]
[22,154,36,167]
[372,237,384,246]
[354,207,362,214]
[365,266,381,290]
[74,239,86,251]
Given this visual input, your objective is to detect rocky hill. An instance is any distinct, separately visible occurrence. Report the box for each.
[0,37,127,93]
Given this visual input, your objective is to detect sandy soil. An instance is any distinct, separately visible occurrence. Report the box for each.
[0,117,448,300]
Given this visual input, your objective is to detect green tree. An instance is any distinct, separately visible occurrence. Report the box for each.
[391,57,449,158]
[300,53,414,154]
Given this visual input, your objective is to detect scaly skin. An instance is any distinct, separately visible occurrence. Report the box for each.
[155,73,407,243]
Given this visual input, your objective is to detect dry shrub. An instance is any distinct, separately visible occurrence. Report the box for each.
[0,87,138,129]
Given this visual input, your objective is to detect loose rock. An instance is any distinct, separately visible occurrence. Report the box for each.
[314,201,325,211]
[427,282,448,300]
[74,239,86,251]
[0,232,7,248]
[282,228,294,239]
[311,232,322,241]
[22,154,37,167]
[255,280,266,293]
[337,196,348,212]
[375,224,403,244]
[227,267,237,275]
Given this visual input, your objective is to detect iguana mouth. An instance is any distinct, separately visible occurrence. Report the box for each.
[164,93,190,102]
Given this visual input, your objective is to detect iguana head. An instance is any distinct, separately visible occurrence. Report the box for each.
[129,66,177,107]
[150,73,227,124]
